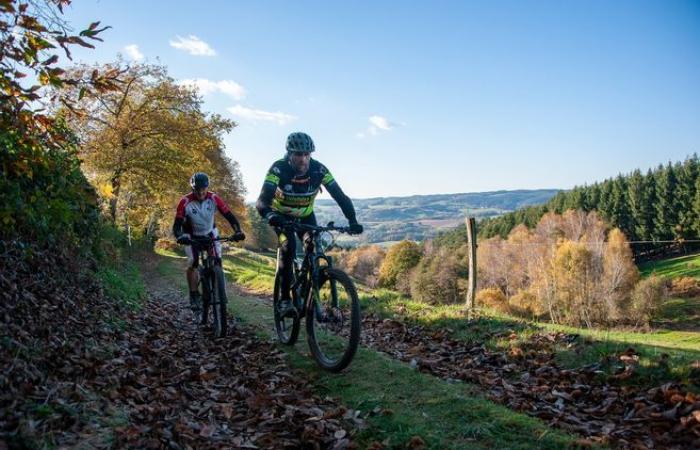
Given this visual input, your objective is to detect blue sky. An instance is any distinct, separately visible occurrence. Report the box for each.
[63,1,700,201]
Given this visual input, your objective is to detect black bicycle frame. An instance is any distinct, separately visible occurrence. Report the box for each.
[289,225,341,314]
[194,240,221,309]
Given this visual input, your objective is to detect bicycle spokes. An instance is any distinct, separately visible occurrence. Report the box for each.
[307,270,360,370]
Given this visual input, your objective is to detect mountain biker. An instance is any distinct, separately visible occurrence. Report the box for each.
[173,172,245,312]
[256,132,363,316]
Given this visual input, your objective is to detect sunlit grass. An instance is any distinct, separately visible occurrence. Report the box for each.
[639,253,700,279]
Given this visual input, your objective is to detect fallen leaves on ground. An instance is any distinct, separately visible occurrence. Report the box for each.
[360,315,700,449]
[0,245,358,449]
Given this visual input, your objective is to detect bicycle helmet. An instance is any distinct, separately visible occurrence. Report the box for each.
[286,132,315,153]
[190,172,209,191]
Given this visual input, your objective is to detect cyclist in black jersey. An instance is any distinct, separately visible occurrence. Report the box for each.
[256,132,363,316]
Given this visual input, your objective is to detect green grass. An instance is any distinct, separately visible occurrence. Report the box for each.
[639,252,700,279]
[96,260,145,311]
[153,248,586,449]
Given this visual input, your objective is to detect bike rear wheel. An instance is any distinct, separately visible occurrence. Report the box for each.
[273,255,300,345]
[306,267,361,372]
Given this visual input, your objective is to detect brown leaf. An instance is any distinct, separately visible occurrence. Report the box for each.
[407,435,426,449]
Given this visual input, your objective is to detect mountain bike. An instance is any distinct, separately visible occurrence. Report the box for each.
[189,234,242,338]
[273,222,361,372]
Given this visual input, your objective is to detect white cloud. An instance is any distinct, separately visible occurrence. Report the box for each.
[227,105,297,125]
[357,115,402,138]
[369,115,393,131]
[123,44,143,61]
[179,78,246,100]
[169,35,216,56]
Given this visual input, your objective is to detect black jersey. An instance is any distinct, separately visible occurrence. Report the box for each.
[256,157,356,222]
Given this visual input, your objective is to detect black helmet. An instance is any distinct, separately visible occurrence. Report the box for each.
[286,132,315,153]
[190,172,209,190]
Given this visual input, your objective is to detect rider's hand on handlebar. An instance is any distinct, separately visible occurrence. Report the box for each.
[176,235,192,246]
[348,222,363,235]
[267,213,288,228]
[232,230,246,242]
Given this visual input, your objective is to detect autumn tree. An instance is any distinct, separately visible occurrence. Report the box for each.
[601,228,639,320]
[410,247,464,304]
[378,240,423,290]
[334,245,386,287]
[57,62,246,236]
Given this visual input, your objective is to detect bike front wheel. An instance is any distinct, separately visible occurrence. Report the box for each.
[211,266,228,338]
[306,268,361,372]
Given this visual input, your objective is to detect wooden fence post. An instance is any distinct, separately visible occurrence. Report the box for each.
[465,217,477,312]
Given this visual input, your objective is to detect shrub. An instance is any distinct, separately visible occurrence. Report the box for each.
[669,276,700,298]
[508,290,545,318]
[409,249,464,304]
[476,288,509,314]
[378,240,422,289]
[629,275,665,327]
[335,245,386,287]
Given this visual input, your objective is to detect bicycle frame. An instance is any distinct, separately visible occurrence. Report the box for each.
[286,224,346,315]
[191,237,226,315]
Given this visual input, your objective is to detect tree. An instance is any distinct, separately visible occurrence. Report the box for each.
[409,248,464,304]
[653,163,679,241]
[675,156,698,242]
[58,62,245,235]
[339,245,386,287]
[627,169,652,242]
[378,240,423,289]
[0,0,113,243]
[601,228,639,321]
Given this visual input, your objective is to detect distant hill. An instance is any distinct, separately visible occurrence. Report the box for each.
[314,189,560,244]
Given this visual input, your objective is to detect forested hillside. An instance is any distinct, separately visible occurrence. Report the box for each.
[475,157,700,259]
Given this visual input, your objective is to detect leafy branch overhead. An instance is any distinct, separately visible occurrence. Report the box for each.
[0,0,118,139]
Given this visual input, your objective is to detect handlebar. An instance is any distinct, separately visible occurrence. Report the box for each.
[282,222,351,234]
[180,233,245,247]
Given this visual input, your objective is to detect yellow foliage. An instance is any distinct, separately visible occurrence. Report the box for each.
[508,290,546,318]
[476,288,509,314]
[98,182,114,199]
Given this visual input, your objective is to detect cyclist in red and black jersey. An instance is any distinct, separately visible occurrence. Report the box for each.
[256,132,363,316]
[173,172,245,311]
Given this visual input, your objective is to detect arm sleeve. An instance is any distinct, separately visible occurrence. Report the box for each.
[223,211,241,231]
[213,194,241,232]
[321,165,357,223]
[173,197,187,236]
[213,193,232,215]
[325,180,357,224]
[173,217,184,237]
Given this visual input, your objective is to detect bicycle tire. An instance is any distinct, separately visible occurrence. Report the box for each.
[306,267,361,372]
[273,250,300,345]
[200,270,210,325]
[211,265,228,337]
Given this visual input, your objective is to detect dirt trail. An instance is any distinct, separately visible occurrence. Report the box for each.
[106,254,357,449]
